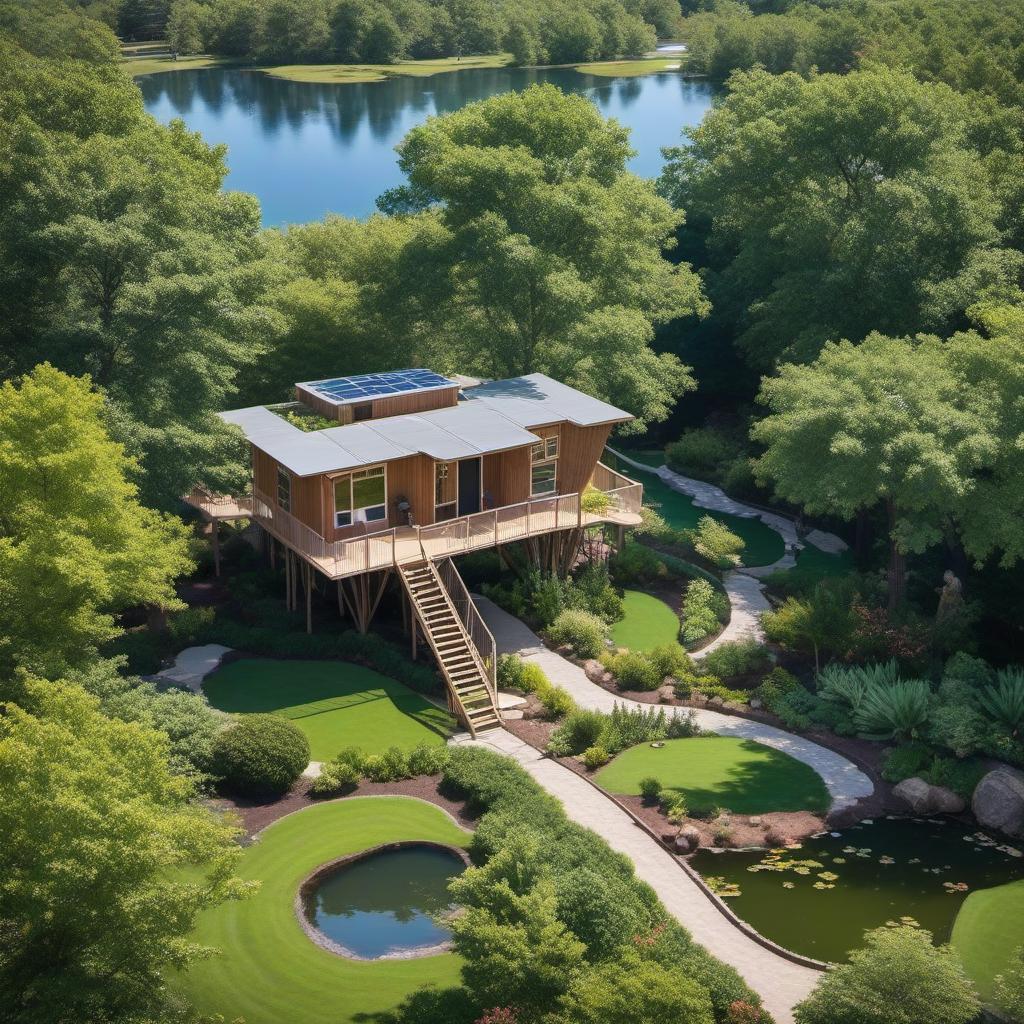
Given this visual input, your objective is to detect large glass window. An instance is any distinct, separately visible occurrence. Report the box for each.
[334,466,386,527]
[276,466,291,512]
[530,433,558,496]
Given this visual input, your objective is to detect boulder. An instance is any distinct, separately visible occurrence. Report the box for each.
[583,659,605,684]
[893,776,966,816]
[705,695,724,708]
[673,825,702,853]
[973,767,1024,837]
[660,828,680,845]
[749,697,764,710]
[657,684,676,702]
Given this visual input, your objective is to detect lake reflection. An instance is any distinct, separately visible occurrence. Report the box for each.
[140,67,716,224]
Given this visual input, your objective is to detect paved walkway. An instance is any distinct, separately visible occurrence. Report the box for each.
[455,726,821,1022]
[475,596,873,813]
[153,643,232,692]
[697,570,769,656]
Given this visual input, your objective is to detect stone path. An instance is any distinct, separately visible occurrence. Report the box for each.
[154,643,233,692]
[475,596,873,813]
[454,725,822,1022]
[696,570,769,657]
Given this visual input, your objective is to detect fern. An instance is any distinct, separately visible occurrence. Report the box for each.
[853,679,932,741]
[818,660,900,713]
[980,668,1024,733]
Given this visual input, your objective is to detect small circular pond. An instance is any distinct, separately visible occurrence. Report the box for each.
[300,843,467,960]
[689,817,1024,963]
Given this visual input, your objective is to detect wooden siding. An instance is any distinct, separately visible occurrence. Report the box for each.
[294,384,459,424]
[558,422,614,495]
[253,446,325,535]
[483,447,531,507]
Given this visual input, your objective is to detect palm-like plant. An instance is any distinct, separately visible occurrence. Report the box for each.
[853,679,932,741]
[818,660,900,713]
[980,668,1024,735]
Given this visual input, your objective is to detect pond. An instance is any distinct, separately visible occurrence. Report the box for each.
[302,843,466,959]
[138,67,717,224]
[689,817,1024,964]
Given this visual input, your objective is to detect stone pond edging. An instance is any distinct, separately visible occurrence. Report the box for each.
[294,840,471,961]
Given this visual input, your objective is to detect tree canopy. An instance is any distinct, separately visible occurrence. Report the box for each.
[660,66,1017,368]
[0,365,193,675]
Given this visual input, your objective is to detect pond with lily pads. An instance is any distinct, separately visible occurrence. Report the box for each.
[689,817,1023,965]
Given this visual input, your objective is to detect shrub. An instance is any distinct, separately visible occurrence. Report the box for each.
[639,776,663,801]
[994,946,1024,1023]
[308,760,359,796]
[548,709,607,756]
[753,667,800,713]
[980,668,1024,733]
[362,746,411,782]
[773,688,818,731]
[497,652,524,690]
[691,516,745,569]
[519,662,550,694]
[537,683,576,720]
[167,605,216,645]
[793,925,979,1024]
[212,714,310,797]
[600,703,668,753]
[334,745,366,770]
[572,562,625,623]
[648,643,692,680]
[408,742,451,776]
[582,745,610,769]
[603,650,662,691]
[881,741,933,784]
[696,683,750,704]
[666,709,702,738]
[854,680,932,741]
[547,609,608,659]
[608,542,668,586]
[665,427,736,478]
[581,486,611,514]
[662,794,689,823]
[927,703,990,759]
[922,756,987,799]
[698,640,771,681]
[681,578,729,647]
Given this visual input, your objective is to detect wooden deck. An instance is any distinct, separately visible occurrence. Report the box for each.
[185,462,642,581]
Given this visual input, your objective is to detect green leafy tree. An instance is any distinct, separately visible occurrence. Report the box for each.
[794,925,979,1024]
[660,66,1015,367]
[380,84,706,432]
[762,579,858,672]
[753,333,994,607]
[994,946,1024,1023]
[166,0,205,53]
[0,365,193,675]
[550,947,715,1024]
[0,674,251,1024]
[0,38,277,507]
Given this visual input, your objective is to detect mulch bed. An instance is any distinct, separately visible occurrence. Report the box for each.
[207,774,478,840]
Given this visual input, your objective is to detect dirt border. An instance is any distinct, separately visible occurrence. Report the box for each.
[294,840,471,961]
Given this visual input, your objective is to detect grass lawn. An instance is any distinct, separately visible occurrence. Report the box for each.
[264,54,512,82]
[575,57,686,77]
[203,658,454,761]
[123,54,240,76]
[595,736,830,815]
[951,878,1024,1003]
[611,590,680,652]
[173,797,470,1024]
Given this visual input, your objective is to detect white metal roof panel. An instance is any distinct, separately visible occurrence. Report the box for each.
[418,404,539,453]
[365,414,479,461]
[464,372,631,427]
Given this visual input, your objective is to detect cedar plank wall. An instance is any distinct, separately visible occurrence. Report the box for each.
[483,447,531,507]
[558,422,614,495]
[253,446,325,535]
[295,386,459,423]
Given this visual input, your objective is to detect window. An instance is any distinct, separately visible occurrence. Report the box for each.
[353,403,373,422]
[276,466,291,512]
[435,461,457,520]
[530,433,558,496]
[334,466,386,528]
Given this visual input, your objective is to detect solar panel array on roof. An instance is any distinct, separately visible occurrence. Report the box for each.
[298,369,457,405]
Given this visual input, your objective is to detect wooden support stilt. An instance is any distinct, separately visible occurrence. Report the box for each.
[338,569,391,635]
[269,536,276,570]
[211,519,221,577]
[411,613,417,660]
[337,580,346,620]
[284,548,292,610]
[305,562,312,635]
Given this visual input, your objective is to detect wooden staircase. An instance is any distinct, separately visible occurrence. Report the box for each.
[400,561,501,736]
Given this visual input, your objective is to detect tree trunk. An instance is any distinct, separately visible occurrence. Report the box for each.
[886,499,906,611]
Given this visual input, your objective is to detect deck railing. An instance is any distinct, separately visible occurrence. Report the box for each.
[243,464,640,580]
[436,557,498,702]
[591,461,643,517]
[186,486,254,519]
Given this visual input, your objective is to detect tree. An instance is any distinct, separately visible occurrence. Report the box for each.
[794,925,979,1024]
[0,38,276,507]
[166,0,205,53]
[660,66,1015,368]
[752,334,993,607]
[0,674,250,1024]
[379,84,706,432]
[0,365,193,675]
[762,579,859,672]
[550,947,715,1024]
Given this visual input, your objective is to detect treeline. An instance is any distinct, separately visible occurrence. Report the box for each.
[683,0,1024,108]
[164,0,680,66]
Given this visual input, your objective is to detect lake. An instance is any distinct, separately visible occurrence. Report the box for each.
[139,67,716,225]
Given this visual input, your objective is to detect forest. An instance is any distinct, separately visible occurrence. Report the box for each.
[3,0,1024,1022]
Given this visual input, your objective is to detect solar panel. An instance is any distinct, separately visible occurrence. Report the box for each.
[298,369,458,406]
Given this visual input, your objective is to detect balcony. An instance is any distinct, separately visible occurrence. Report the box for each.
[185,462,642,580]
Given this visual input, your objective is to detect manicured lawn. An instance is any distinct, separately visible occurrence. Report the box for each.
[951,877,1024,1002]
[173,798,470,1024]
[595,736,830,815]
[575,57,686,77]
[264,54,512,82]
[203,658,454,761]
[611,590,680,652]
